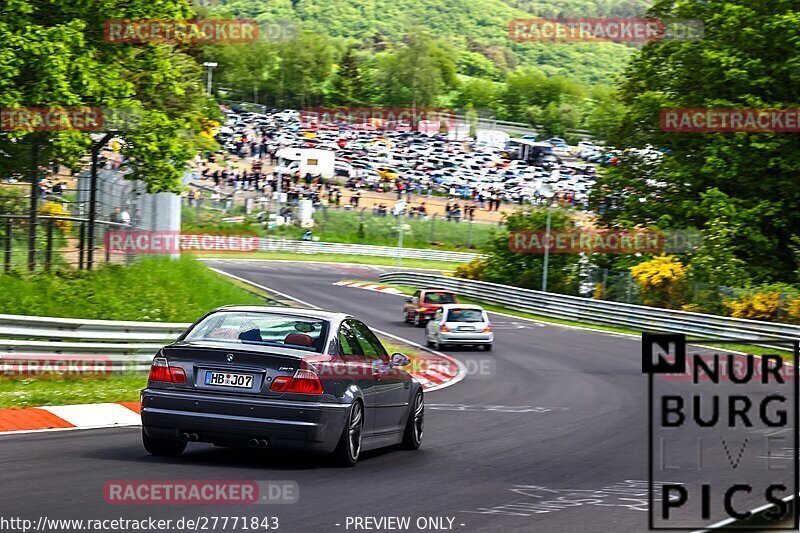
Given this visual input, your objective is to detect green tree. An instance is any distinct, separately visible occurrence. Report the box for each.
[598,0,800,283]
[0,0,211,192]
[465,210,582,293]
[454,78,500,114]
[269,30,334,108]
[372,32,457,108]
[205,40,279,105]
[328,47,366,105]
[526,102,581,138]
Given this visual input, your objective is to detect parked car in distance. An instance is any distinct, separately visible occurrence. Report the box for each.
[141,306,424,467]
[403,289,459,327]
[425,304,493,351]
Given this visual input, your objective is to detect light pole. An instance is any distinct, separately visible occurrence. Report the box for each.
[203,62,218,95]
[87,133,114,270]
[396,199,406,266]
[538,184,555,292]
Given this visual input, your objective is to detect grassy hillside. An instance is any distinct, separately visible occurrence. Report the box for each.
[215,0,651,84]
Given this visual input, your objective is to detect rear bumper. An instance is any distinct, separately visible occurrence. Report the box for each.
[140,388,349,454]
[439,332,493,345]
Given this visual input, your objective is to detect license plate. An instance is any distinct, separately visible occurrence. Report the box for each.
[205,371,254,388]
[457,326,475,331]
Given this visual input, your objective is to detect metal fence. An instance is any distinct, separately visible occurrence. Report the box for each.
[378,272,800,342]
[0,213,129,272]
[1,167,181,272]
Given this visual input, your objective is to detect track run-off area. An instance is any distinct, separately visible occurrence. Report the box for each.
[0,259,788,532]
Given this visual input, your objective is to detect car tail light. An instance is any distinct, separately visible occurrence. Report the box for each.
[170,367,187,383]
[149,357,187,384]
[270,369,323,395]
[439,323,450,333]
[148,357,170,382]
[482,324,493,333]
[270,376,291,392]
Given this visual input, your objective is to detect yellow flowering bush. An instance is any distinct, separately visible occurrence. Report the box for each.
[454,258,487,281]
[723,292,782,320]
[39,202,72,233]
[198,117,220,139]
[785,297,800,324]
[630,255,687,309]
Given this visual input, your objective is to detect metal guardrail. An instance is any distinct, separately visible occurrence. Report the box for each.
[378,273,800,342]
[0,314,189,371]
[4,270,798,374]
[259,238,483,263]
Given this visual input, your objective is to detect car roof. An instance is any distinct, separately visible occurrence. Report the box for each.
[440,304,485,310]
[421,288,455,293]
[211,305,350,322]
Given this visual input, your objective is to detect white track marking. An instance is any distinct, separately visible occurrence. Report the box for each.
[40,403,141,428]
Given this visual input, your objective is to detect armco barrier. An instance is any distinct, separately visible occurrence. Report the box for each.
[378,272,800,342]
[259,238,482,263]
[0,314,189,371]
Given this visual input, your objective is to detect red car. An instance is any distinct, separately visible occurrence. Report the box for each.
[403,289,459,327]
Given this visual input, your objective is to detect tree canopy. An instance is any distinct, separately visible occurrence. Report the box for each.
[0,0,212,192]
[592,0,800,285]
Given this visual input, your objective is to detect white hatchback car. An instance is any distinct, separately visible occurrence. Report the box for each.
[425,304,493,351]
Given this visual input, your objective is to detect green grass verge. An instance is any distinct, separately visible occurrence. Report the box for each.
[183,204,497,252]
[0,372,147,409]
[196,251,460,271]
[0,255,266,321]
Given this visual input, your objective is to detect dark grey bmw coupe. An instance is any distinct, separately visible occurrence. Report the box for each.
[140,306,424,466]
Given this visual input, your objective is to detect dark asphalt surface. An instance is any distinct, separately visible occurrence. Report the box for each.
[0,260,794,533]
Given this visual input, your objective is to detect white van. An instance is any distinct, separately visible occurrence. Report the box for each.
[274,148,335,178]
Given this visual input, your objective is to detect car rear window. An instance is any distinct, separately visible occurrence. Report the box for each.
[183,312,329,352]
[424,292,456,304]
[447,309,485,322]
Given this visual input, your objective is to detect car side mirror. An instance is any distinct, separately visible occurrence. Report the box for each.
[390,352,411,367]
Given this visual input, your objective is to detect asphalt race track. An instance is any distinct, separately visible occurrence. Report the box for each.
[0,260,793,532]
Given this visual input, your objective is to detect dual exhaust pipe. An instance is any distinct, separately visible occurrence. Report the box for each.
[179,432,269,448]
[248,438,270,449]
